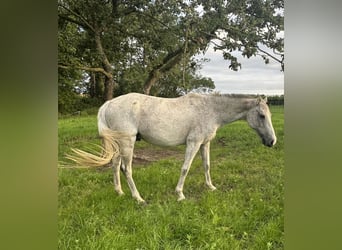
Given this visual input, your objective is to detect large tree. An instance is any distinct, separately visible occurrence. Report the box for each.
[58,0,283,101]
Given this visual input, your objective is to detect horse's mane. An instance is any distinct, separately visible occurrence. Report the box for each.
[186,92,260,99]
[209,93,260,99]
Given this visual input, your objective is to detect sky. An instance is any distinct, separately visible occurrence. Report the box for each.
[195,43,284,96]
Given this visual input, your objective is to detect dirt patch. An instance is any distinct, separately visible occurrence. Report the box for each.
[96,145,184,171]
[133,147,183,166]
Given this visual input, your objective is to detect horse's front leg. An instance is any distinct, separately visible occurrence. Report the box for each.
[175,141,201,201]
[200,142,216,191]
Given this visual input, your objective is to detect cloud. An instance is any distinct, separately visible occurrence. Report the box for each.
[195,44,284,95]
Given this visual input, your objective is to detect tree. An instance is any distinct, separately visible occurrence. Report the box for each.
[58,20,84,113]
[149,58,215,97]
[58,0,284,102]
[58,0,136,101]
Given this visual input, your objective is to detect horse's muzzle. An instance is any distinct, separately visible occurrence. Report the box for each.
[262,138,276,147]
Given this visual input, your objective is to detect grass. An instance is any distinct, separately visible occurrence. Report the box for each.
[58,105,284,249]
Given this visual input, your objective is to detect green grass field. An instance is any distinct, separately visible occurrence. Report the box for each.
[58,106,284,249]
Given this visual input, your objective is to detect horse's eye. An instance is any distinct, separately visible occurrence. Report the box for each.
[259,114,265,119]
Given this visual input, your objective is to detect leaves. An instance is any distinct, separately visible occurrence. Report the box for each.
[58,0,284,108]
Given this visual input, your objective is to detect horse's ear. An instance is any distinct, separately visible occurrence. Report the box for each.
[256,96,263,104]
[257,95,267,104]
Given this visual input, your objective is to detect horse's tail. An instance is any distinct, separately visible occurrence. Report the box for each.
[66,101,128,168]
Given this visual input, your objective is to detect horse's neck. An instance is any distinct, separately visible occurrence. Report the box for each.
[212,96,256,125]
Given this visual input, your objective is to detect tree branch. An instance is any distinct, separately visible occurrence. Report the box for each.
[256,46,282,64]
[58,4,95,32]
[58,64,112,78]
[257,46,284,71]
[58,14,86,30]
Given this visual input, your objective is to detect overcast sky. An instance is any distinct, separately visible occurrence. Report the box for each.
[195,43,284,96]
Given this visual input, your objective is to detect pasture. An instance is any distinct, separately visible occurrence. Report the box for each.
[58,106,284,249]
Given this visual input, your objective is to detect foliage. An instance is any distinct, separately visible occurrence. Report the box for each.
[58,106,284,249]
[267,95,284,106]
[58,0,284,108]
[150,58,215,97]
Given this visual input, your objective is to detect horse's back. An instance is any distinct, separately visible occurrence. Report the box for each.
[103,92,203,117]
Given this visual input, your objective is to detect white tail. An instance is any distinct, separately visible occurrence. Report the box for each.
[66,101,130,168]
[66,129,127,167]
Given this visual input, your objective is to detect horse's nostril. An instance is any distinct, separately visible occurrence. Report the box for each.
[267,139,275,147]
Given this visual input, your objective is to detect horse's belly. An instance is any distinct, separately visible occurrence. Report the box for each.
[139,129,187,146]
[137,106,193,146]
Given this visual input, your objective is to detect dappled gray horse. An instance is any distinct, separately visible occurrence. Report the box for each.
[69,93,276,203]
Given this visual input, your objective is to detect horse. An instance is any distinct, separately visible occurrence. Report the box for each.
[67,92,276,203]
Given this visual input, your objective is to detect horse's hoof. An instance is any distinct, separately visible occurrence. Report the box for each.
[177,195,186,202]
[116,190,125,196]
[136,198,146,204]
[209,185,217,191]
[138,200,147,206]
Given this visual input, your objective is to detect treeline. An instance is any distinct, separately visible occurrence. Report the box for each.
[59,92,284,116]
[58,0,284,114]
[267,95,284,105]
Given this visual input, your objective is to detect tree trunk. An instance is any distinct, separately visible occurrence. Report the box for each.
[96,74,105,99]
[143,70,159,95]
[104,77,114,101]
[89,72,96,98]
[94,31,115,101]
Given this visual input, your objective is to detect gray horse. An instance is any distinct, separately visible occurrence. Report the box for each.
[68,93,276,203]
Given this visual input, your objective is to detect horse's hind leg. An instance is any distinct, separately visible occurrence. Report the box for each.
[200,142,216,191]
[121,137,145,203]
[112,157,124,195]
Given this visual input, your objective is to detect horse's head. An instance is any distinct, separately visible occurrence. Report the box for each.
[246,96,277,147]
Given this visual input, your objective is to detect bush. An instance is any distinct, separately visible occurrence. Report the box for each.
[58,95,102,115]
